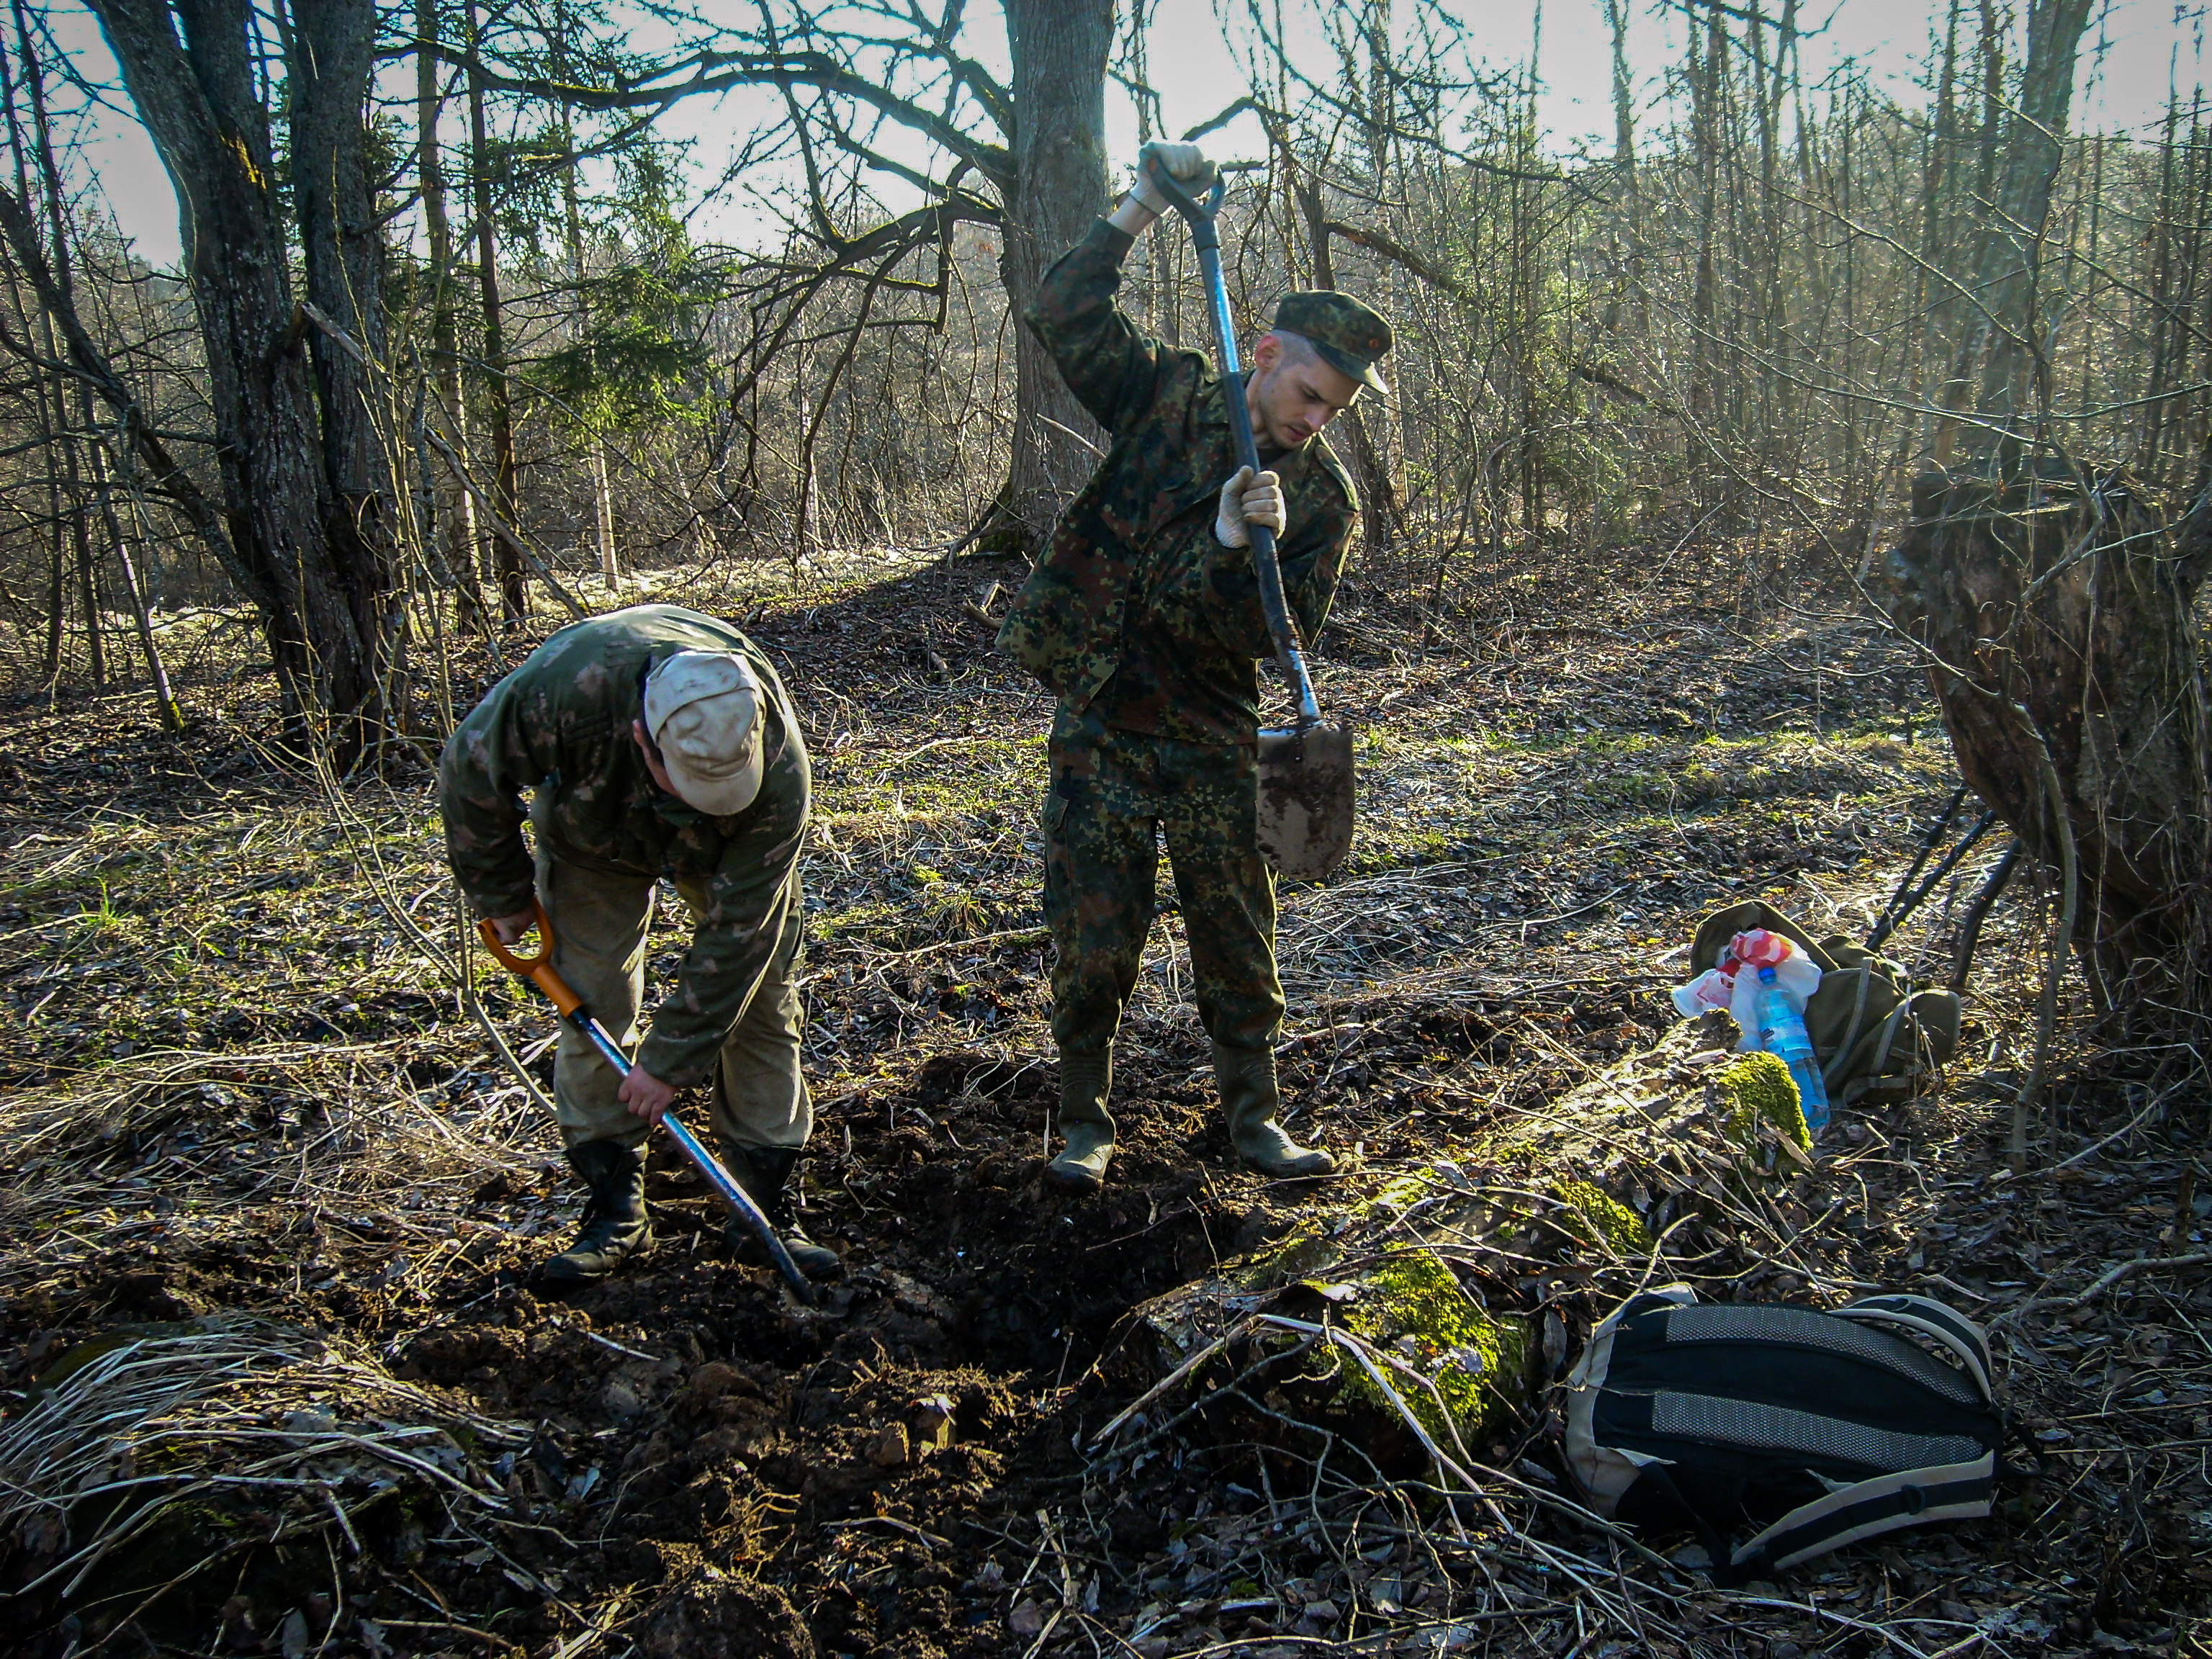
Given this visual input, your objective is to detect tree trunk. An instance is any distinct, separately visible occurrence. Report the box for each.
[556,98,620,588]
[104,451,185,732]
[465,0,525,621]
[291,0,400,746]
[1883,1,2208,1031]
[415,0,485,626]
[63,432,104,685]
[996,0,1113,555]
[1934,0,2095,459]
[85,0,382,752]
[6,1,104,688]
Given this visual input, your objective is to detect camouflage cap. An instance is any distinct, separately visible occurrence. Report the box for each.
[1272,290,1393,394]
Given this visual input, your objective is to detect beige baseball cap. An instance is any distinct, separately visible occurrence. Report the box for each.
[642,651,765,816]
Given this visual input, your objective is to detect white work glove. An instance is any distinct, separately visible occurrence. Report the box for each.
[1130,140,1212,213]
[1215,465,1286,549]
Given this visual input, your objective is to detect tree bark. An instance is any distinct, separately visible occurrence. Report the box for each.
[1933,0,2095,457]
[996,0,1113,554]
[416,0,483,624]
[465,0,525,621]
[291,0,400,739]
[1884,0,2211,1031]
[556,92,620,586]
[85,0,385,752]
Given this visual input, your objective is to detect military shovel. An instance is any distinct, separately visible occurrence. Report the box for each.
[478,900,819,1305]
[1143,150,1357,881]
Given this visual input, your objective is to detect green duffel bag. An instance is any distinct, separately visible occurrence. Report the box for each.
[1690,902,1963,1108]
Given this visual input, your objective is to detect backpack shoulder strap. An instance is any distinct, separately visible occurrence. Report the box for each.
[1819,966,1879,1088]
[1720,1454,1997,1583]
[1833,1295,1992,1403]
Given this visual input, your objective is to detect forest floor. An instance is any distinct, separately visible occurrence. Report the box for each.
[1,536,2207,1659]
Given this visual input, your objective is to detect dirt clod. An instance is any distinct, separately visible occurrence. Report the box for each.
[640,1568,816,1659]
[863,1421,912,1469]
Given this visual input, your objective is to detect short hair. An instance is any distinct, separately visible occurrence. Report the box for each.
[1263,328,1322,366]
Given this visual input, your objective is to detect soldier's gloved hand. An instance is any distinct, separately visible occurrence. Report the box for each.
[1130,140,1213,213]
[1215,465,1286,549]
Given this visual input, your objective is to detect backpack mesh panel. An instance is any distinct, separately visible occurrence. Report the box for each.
[1660,1306,1983,1408]
[1650,1392,1985,1473]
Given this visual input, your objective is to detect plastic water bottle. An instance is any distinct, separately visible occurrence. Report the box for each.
[1755,966,1830,1132]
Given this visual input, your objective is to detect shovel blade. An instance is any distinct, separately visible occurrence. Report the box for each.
[1256,721,1356,881]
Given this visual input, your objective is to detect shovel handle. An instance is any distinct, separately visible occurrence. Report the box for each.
[1143,152,1323,730]
[472,898,820,1302]
[477,899,584,1017]
[1142,148,1225,238]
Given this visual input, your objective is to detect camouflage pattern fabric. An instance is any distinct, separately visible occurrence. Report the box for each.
[1689,900,1964,1107]
[531,834,810,1153]
[1272,289,1394,391]
[439,603,811,1090]
[997,219,1360,747]
[1042,702,1282,1060]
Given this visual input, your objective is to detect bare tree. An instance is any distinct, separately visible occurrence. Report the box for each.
[445,0,1112,554]
[81,0,397,756]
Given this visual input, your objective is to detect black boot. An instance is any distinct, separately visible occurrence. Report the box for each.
[542,1139,652,1285]
[719,1143,844,1280]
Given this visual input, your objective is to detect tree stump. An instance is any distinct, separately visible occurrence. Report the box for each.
[1885,460,2212,1022]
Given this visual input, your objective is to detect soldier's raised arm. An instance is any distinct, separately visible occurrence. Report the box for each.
[1021,141,1215,433]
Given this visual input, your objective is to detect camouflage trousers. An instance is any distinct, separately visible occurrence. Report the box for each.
[532,831,812,1154]
[1041,702,1283,1061]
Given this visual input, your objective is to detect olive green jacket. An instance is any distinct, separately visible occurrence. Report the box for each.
[439,604,809,1087]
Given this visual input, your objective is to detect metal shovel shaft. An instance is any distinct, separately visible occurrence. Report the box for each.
[1144,153,1357,881]
[480,905,819,1303]
[1148,155,1321,729]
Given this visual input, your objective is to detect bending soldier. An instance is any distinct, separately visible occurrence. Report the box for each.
[440,603,840,1284]
[998,141,1393,1192]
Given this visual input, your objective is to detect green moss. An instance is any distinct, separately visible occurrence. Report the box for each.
[1715,1051,1812,1153]
[1340,1251,1529,1441]
[1236,1221,1338,1290]
[1550,1179,1654,1256]
[1354,1171,1436,1220]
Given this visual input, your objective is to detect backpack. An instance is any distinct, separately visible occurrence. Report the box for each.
[1563,1284,2003,1582]
[1690,902,1964,1107]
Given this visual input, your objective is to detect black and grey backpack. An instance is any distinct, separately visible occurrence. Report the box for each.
[1564,1285,2003,1582]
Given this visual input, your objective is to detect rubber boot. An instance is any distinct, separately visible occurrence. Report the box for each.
[719,1143,844,1280]
[541,1139,652,1285]
[1045,1051,1115,1193]
[1216,1043,1335,1178]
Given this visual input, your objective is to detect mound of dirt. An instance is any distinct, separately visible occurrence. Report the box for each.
[640,1564,817,1659]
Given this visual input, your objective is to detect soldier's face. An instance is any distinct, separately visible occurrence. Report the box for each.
[631,719,680,797]
[1246,333,1362,452]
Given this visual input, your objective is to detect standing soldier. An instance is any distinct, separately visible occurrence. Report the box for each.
[998,141,1393,1192]
[440,603,840,1284]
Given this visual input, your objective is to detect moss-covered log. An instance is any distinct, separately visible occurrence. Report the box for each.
[1112,1026,1824,1469]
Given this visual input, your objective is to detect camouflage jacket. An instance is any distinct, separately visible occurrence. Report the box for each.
[997,220,1359,745]
[439,605,810,1087]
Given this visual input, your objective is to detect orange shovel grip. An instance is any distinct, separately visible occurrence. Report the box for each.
[477,898,585,1017]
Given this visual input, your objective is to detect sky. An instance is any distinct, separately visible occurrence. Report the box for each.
[48,0,2212,273]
